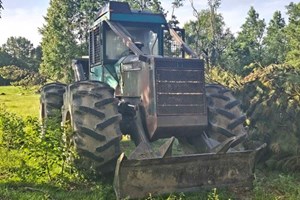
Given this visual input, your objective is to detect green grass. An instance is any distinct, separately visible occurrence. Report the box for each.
[253,169,300,200]
[0,86,39,118]
[2,172,300,200]
[0,182,232,200]
[0,182,115,200]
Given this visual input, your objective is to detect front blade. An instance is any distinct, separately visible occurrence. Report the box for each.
[114,144,265,199]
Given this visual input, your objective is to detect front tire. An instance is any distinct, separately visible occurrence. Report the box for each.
[179,84,247,153]
[206,84,247,149]
[62,81,121,174]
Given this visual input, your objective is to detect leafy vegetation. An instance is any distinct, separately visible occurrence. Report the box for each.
[209,64,300,171]
[262,11,287,65]
[39,0,81,82]
[0,106,81,184]
[0,66,46,88]
[0,37,43,86]
[253,170,300,200]
[241,65,300,171]
[285,2,300,68]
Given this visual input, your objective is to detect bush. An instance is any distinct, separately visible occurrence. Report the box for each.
[241,65,300,171]
[209,65,300,171]
[0,105,81,185]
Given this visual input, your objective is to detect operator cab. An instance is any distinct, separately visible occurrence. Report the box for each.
[87,1,185,87]
[104,26,160,60]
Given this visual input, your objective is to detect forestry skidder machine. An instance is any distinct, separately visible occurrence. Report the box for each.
[40,1,265,199]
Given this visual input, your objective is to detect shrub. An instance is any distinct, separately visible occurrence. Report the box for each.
[209,65,300,171]
[0,105,81,185]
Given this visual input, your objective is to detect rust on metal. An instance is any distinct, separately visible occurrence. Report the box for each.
[114,144,266,199]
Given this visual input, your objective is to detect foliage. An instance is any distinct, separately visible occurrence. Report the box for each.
[40,0,119,82]
[123,0,164,13]
[207,62,243,90]
[72,0,109,54]
[0,65,46,87]
[1,37,42,72]
[253,171,300,200]
[262,11,287,65]
[207,188,220,200]
[241,65,300,171]
[0,51,13,85]
[285,2,300,68]
[185,0,234,71]
[0,37,42,85]
[0,50,13,67]
[168,0,184,27]
[209,64,300,171]
[0,106,82,185]
[40,0,80,82]
[230,7,265,74]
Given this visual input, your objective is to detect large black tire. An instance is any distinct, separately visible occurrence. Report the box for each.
[179,84,247,153]
[206,84,247,148]
[62,81,122,174]
[40,82,66,121]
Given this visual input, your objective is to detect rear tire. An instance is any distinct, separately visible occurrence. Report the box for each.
[62,81,122,174]
[40,82,66,121]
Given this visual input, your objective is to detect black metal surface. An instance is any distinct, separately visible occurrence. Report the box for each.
[154,57,205,115]
[157,105,205,115]
[89,27,101,65]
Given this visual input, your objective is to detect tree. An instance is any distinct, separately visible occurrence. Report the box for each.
[0,51,13,85]
[124,0,164,13]
[72,0,108,54]
[232,7,265,74]
[2,37,34,60]
[0,37,44,85]
[263,11,287,65]
[1,37,41,71]
[184,0,234,70]
[40,0,80,81]
[285,2,300,68]
[40,0,112,81]
[0,51,13,67]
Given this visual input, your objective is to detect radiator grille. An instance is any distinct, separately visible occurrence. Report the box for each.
[154,58,206,115]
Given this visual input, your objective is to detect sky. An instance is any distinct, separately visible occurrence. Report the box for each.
[0,0,298,47]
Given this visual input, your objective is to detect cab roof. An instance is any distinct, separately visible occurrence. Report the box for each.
[94,1,167,25]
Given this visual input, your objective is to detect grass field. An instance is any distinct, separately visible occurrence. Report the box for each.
[1,85,300,200]
[0,86,40,118]
[1,169,300,200]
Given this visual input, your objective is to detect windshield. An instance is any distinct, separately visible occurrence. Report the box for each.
[105,26,159,60]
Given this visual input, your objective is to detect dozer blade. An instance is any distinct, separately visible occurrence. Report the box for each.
[114,144,266,199]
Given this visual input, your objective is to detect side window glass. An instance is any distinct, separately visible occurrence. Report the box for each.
[105,29,127,60]
[163,29,185,58]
